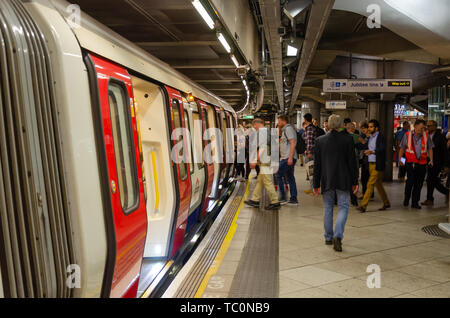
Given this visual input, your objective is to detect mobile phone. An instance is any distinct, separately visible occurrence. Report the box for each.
[400,157,406,165]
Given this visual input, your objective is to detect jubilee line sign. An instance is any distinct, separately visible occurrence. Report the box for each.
[325,100,347,109]
[323,79,413,93]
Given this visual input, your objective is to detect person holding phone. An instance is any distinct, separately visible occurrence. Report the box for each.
[398,119,434,209]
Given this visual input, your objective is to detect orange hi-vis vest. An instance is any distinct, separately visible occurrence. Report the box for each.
[405,131,428,164]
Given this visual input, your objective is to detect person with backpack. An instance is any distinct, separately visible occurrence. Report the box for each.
[303,113,316,194]
[276,115,299,205]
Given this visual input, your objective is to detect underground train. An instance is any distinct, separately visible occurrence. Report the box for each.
[0,0,239,298]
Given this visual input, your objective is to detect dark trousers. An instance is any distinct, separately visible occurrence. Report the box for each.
[361,163,370,195]
[398,157,407,179]
[405,163,427,206]
[277,159,298,201]
[426,165,449,201]
[234,163,245,178]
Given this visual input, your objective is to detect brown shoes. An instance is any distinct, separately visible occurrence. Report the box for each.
[357,206,366,213]
[421,200,434,206]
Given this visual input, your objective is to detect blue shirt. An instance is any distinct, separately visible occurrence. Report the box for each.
[395,129,406,142]
[368,131,379,163]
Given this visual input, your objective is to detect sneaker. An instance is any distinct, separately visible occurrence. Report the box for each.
[333,237,342,252]
[287,200,298,206]
[266,203,281,210]
[279,199,288,205]
[244,200,260,208]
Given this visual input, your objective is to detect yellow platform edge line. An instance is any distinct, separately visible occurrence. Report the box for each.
[194,179,252,298]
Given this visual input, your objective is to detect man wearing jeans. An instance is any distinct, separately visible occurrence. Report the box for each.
[276,115,298,205]
[313,115,359,252]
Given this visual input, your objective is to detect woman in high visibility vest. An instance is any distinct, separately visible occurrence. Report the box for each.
[398,119,434,209]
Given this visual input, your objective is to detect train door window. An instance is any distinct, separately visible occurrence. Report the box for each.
[192,112,203,169]
[108,81,139,213]
[184,109,195,174]
[172,99,187,180]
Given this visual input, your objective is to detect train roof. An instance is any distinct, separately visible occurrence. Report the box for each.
[50,0,235,113]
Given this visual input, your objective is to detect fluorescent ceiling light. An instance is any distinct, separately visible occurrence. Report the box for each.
[287,44,298,57]
[217,33,231,53]
[192,0,215,29]
[242,80,247,86]
[231,55,240,68]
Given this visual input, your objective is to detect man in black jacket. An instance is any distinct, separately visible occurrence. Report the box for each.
[357,119,391,213]
[313,115,359,252]
[422,120,449,205]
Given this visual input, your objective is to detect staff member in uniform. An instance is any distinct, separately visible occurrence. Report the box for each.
[398,119,434,209]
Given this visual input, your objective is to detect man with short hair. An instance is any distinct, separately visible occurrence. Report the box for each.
[303,113,316,193]
[422,120,449,205]
[314,115,359,252]
[245,118,281,210]
[277,115,298,205]
[399,119,434,209]
[323,120,331,133]
[357,119,391,213]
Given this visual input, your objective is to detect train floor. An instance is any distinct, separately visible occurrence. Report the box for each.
[164,164,450,298]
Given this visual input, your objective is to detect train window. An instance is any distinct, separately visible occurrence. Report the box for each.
[184,110,195,174]
[192,112,203,169]
[172,99,187,180]
[108,81,139,213]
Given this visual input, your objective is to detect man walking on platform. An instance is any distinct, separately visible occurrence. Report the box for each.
[313,115,359,252]
[276,115,298,205]
[245,119,281,210]
[357,120,391,213]
[422,120,449,205]
[398,119,434,209]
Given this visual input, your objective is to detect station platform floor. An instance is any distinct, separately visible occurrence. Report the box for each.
[165,164,450,298]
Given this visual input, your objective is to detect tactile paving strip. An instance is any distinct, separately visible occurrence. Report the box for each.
[227,189,279,298]
[174,183,246,298]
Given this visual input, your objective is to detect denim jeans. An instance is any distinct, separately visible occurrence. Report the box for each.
[322,190,350,240]
[277,158,298,201]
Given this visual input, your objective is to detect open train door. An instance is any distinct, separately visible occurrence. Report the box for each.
[86,54,147,298]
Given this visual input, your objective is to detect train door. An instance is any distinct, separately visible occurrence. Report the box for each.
[165,86,192,257]
[198,101,214,217]
[225,111,236,181]
[183,101,205,233]
[207,105,222,199]
[88,54,147,298]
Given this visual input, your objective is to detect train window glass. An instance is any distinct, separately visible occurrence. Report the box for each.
[221,112,227,154]
[192,112,203,169]
[108,82,139,213]
[184,109,195,174]
[172,99,187,180]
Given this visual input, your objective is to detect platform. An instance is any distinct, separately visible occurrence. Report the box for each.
[165,164,450,298]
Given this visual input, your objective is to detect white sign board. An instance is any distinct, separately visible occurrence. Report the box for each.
[323,79,413,93]
[326,100,347,109]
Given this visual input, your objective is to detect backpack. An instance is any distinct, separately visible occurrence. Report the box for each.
[315,125,325,138]
[296,131,306,154]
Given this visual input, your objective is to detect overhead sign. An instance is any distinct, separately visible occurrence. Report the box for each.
[323,79,413,93]
[326,100,346,110]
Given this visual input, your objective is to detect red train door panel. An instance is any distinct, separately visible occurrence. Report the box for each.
[90,54,147,298]
[165,86,192,257]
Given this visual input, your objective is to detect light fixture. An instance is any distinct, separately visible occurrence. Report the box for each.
[217,33,231,53]
[231,55,240,68]
[188,92,195,102]
[287,44,298,57]
[242,79,247,87]
[192,0,215,29]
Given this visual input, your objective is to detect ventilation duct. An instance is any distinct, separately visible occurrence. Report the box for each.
[283,0,312,21]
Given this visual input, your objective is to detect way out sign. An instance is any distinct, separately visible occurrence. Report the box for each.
[326,100,346,110]
[323,79,413,93]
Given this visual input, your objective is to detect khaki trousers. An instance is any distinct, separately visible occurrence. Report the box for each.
[251,165,279,204]
[361,163,390,208]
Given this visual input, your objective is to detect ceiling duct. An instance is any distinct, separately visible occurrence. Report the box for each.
[284,0,313,21]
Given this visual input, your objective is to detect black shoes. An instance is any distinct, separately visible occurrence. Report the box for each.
[378,204,391,211]
[403,200,409,207]
[333,237,342,252]
[325,240,333,245]
[266,203,281,210]
[287,199,298,206]
[411,204,422,210]
[245,200,260,208]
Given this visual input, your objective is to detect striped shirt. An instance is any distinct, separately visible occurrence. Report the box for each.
[304,123,316,155]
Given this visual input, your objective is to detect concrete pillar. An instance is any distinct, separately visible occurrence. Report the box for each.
[366,101,394,181]
[303,101,321,123]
